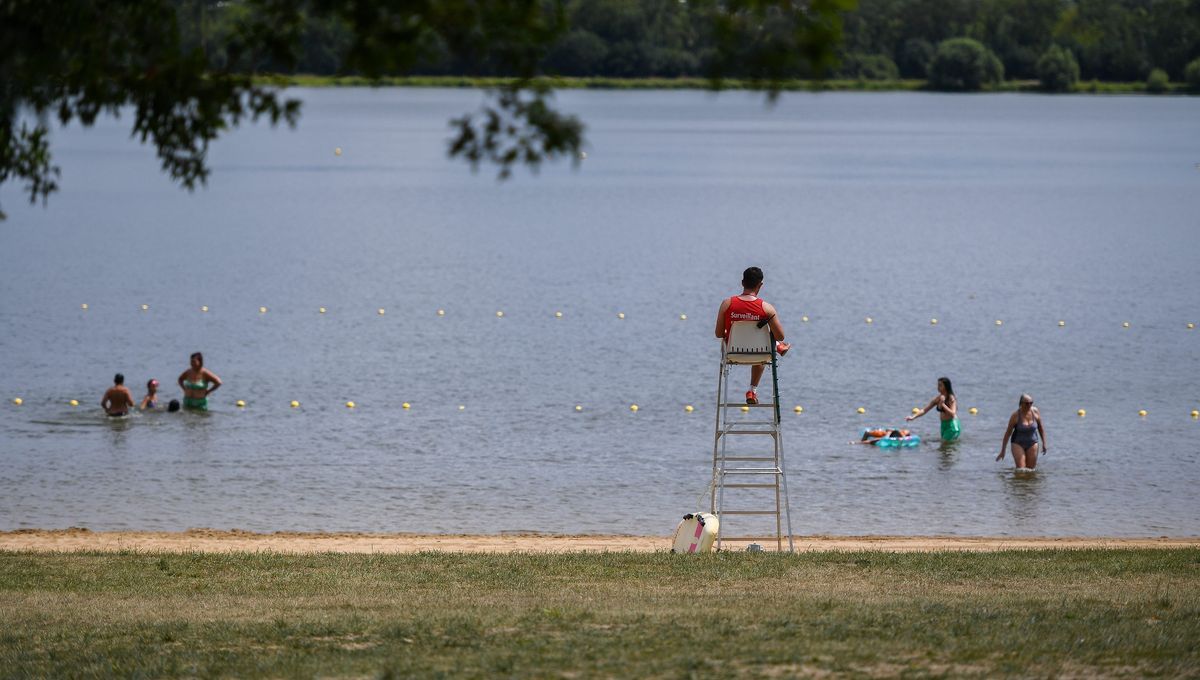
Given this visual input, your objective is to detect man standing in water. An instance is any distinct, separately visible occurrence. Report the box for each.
[715,266,789,404]
[101,373,135,417]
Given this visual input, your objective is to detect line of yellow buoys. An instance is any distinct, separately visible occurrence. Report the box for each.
[68,304,1197,329]
[7,397,1198,419]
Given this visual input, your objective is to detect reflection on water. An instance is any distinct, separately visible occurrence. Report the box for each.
[1000,468,1047,532]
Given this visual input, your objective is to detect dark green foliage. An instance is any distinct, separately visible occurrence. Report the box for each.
[1185,58,1200,91]
[1037,44,1080,91]
[898,38,935,78]
[929,38,1004,90]
[1146,67,1170,93]
[840,53,900,80]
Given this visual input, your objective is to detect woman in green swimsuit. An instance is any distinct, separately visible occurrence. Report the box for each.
[177,351,222,411]
[906,376,960,441]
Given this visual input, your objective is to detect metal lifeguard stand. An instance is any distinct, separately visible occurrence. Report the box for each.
[711,320,795,552]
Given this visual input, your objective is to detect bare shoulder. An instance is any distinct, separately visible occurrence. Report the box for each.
[762,300,778,315]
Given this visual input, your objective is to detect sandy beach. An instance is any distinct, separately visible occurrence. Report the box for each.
[2,528,1196,553]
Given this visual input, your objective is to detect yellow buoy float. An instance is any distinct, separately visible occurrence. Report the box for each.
[865,317,873,324]
[201,306,209,313]
[930,318,938,325]
[1138,409,1147,417]
[141,304,149,311]
[630,404,638,412]
[617,312,625,319]
[377,308,385,316]
[740,406,750,413]
[69,399,79,407]
[1192,410,1199,418]
[1077,409,1086,417]
[496,311,504,318]
[402,402,411,410]
[911,407,921,414]
[1058,320,1065,327]
[1123,322,1130,328]
[856,407,866,414]
[995,319,1002,326]
[458,405,465,411]
[346,401,356,408]
[80,304,88,310]
[319,307,327,314]
[12,397,21,406]
[290,400,300,408]
[236,400,246,408]
[968,407,978,415]
[684,405,694,413]
[575,405,583,412]
[793,405,803,414]
[259,307,268,314]
[437,309,445,316]
[334,147,342,156]
[1188,323,1195,330]
[555,311,563,318]
[680,314,687,320]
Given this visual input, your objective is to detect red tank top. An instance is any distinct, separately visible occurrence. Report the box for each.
[723,295,766,338]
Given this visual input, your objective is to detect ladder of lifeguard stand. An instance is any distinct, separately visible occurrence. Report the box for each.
[711,322,795,552]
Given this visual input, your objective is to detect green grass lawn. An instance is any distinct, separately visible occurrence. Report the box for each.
[2,549,1197,677]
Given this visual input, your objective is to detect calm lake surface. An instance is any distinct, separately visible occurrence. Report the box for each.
[1,89,1198,537]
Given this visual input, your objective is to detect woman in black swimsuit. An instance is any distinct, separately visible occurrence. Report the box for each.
[998,393,1048,469]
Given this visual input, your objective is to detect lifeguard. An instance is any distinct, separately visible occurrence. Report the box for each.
[714,266,789,404]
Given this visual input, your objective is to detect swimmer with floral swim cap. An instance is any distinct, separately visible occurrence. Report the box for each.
[140,379,160,410]
[714,266,789,405]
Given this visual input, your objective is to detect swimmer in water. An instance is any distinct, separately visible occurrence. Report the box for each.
[139,379,160,410]
[101,373,135,417]
[999,393,1047,469]
[715,266,789,405]
[177,352,222,411]
[852,429,908,445]
[906,376,960,441]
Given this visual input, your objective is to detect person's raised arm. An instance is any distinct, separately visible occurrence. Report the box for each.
[139,395,152,410]
[714,298,730,339]
[907,395,943,421]
[998,412,1016,461]
[1034,407,1047,453]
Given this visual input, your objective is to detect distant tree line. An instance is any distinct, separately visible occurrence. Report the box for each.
[187,0,1200,89]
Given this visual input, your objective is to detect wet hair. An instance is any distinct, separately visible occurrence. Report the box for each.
[168,399,181,412]
[938,377,954,398]
[890,429,903,438]
[742,266,764,289]
[1019,393,1033,406]
[190,352,203,367]
[147,379,157,390]
[114,373,124,385]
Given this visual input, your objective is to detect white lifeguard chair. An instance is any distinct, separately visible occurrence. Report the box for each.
[711,320,795,552]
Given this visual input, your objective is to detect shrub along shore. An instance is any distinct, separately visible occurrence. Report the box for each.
[270,74,1194,95]
[2,549,1197,677]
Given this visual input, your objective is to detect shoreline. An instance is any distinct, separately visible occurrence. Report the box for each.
[2,528,1196,553]
[261,74,1197,95]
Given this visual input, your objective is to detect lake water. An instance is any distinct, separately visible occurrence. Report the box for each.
[1,89,1198,538]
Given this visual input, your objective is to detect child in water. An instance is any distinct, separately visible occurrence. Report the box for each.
[139,379,160,410]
